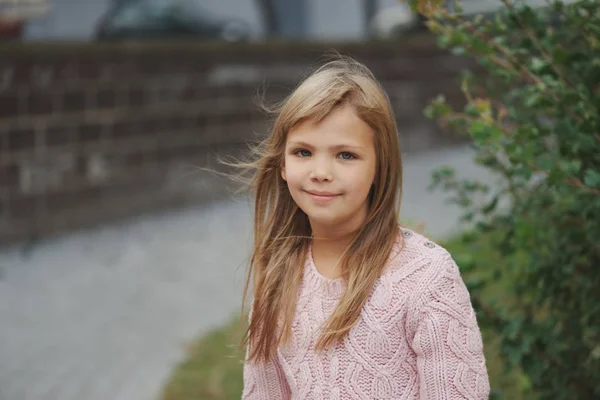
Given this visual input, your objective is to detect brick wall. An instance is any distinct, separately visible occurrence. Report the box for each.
[0,36,473,247]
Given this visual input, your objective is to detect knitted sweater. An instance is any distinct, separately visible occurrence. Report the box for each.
[242,228,490,399]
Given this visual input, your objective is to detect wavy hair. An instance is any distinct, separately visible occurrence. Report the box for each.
[241,56,403,363]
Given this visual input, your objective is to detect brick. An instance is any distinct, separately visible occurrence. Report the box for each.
[124,152,145,168]
[10,61,32,86]
[181,85,197,102]
[202,85,220,99]
[0,163,19,188]
[75,155,87,176]
[45,187,103,213]
[44,124,74,147]
[165,115,185,131]
[112,119,142,138]
[0,195,6,220]
[137,118,156,137]
[96,89,116,109]
[62,89,86,113]
[7,126,35,151]
[0,129,6,154]
[7,193,39,219]
[137,57,165,75]
[128,87,145,107]
[153,146,180,163]
[181,115,199,131]
[143,117,169,137]
[57,63,79,83]
[0,65,16,91]
[0,92,19,118]
[77,57,103,81]
[27,89,54,115]
[29,63,61,90]
[77,122,103,143]
[192,115,207,129]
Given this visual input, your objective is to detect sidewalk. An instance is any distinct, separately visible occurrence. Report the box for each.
[0,145,496,400]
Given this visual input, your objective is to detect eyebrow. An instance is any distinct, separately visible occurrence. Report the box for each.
[287,141,363,151]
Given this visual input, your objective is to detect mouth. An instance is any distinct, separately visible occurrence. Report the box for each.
[305,190,341,202]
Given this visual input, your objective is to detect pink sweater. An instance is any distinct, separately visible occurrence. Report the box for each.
[242,228,490,399]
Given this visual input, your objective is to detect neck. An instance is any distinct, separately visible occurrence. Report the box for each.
[309,217,364,260]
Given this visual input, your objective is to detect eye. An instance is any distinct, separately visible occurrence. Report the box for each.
[294,149,312,157]
[338,152,357,160]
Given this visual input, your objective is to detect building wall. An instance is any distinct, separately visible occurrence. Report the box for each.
[0,37,474,246]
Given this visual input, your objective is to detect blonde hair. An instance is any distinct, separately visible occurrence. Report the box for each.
[241,56,403,363]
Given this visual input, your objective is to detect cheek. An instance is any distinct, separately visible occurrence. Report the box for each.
[345,164,375,191]
[282,159,304,187]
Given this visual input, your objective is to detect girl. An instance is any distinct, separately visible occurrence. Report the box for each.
[240,57,490,399]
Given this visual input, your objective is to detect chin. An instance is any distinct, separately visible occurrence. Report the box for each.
[304,211,347,227]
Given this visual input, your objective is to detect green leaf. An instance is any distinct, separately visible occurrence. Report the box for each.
[552,46,568,65]
[437,34,452,49]
[559,159,582,175]
[530,57,549,73]
[451,46,466,56]
[524,92,542,108]
[470,119,490,144]
[536,154,554,171]
[583,169,600,188]
[482,195,500,215]
[465,103,479,117]
[424,104,436,119]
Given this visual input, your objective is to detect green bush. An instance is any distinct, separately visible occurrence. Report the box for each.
[418,0,600,398]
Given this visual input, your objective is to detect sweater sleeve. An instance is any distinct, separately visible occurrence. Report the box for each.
[241,306,291,400]
[242,346,291,400]
[411,254,490,400]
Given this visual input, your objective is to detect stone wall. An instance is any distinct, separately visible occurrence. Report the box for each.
[0,36,473,247]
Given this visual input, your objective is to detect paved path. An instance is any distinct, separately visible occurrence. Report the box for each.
[0,145,496,400]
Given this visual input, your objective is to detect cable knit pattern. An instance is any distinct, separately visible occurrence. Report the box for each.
[242,228,490,399]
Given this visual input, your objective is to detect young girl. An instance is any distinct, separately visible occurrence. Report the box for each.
[241,57,490,399]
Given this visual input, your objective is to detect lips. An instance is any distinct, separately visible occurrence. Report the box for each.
[305,190,340,202]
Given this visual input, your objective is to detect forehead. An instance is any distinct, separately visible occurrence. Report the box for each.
[286,105,374,148]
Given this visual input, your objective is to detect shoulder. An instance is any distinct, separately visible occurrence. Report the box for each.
[381,226,461,299]
[380,227,475,335]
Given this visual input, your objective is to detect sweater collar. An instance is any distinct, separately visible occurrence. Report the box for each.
[303,243,346,298]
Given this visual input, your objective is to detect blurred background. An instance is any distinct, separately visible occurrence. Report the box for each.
[0,0,581,399]
[2,0,559,41]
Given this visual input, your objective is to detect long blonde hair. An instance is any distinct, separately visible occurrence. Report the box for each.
[242,56,403,363]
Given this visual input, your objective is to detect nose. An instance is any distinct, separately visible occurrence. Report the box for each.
[309,156,333,182]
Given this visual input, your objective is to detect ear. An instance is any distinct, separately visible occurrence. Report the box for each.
[281,164,287,181]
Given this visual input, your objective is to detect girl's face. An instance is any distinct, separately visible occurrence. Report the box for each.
[282,104,377,233]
